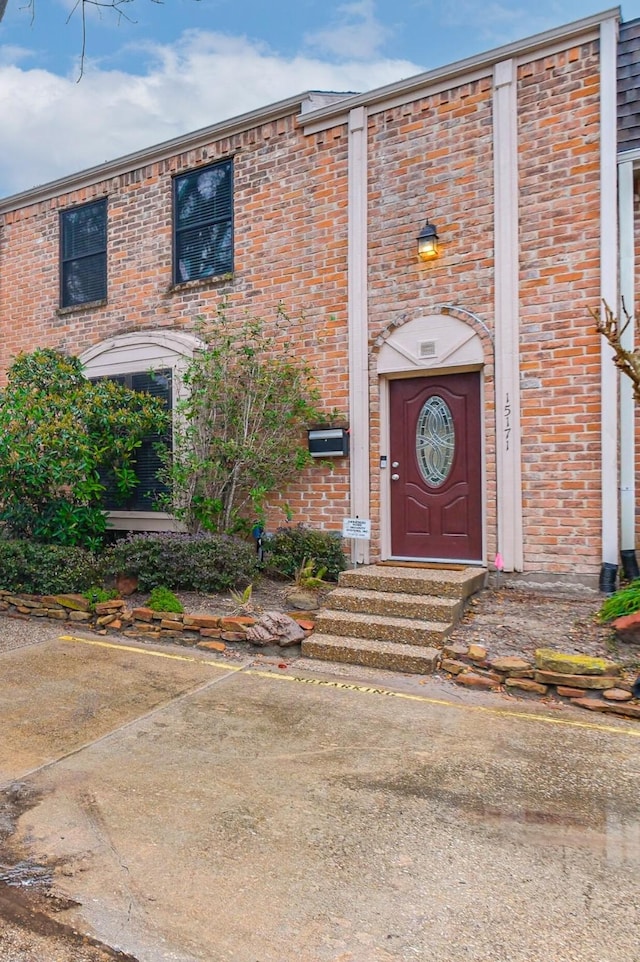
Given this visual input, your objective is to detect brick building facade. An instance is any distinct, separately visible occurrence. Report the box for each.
[0,9,633,585]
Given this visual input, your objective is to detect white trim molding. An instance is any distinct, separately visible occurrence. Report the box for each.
[618,159,636,552]
[493,59,524,572]
[600,16,620,565]
[347,106,371,565]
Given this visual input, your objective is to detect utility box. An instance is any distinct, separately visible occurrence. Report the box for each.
[307,427,349,458]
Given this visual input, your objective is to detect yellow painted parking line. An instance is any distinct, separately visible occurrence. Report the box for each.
[59,634,237,672]
[60,634,640,740]
[247,668,640,739]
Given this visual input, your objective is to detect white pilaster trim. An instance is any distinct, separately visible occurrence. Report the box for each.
[600,17,620,565]
[348,106,370,564]
[618,160,635,551]
[493,58,524,572]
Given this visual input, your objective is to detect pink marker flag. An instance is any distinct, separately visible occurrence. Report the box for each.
[494,552,504,571]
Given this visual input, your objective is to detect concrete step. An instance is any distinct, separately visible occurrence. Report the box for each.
[314,609,451,647]
[338,565,486,600]
[326,586,463,623]
[301,633,441,675]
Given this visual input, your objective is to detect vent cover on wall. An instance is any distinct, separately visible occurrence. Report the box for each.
[418,340,437,358]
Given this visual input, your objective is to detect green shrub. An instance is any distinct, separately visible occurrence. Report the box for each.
[104,532,257,592]
[83,585,119,610]
[148,587,184,613]
[265,525,347,582]
[598,580,640,623]
[0,539,107,594]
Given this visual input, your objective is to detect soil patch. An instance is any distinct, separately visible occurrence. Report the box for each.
[447,584,640,670]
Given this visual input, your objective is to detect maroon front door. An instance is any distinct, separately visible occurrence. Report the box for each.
[389,373,482,561]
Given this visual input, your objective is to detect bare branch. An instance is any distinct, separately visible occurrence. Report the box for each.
[592,300,640,404]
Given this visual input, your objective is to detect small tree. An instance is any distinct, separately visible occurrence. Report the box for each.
[593,301,640,401]
[160,307,333,534]
[0,348,168,548]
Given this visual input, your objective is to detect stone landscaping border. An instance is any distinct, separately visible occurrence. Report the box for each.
[0,590,314,652]
[1,589,639,720]
[442,642,640,719]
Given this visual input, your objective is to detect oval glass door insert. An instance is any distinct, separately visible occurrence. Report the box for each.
[416,396,455,487]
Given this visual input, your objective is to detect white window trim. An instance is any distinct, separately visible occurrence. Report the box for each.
[80,330,205,531]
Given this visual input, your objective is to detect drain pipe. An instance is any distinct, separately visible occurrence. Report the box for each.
[618,158,637,587]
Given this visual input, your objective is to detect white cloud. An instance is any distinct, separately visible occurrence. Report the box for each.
[0,29,421,197]
[304,0,393,60]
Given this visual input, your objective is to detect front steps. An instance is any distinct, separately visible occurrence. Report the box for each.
[302,564,487,675]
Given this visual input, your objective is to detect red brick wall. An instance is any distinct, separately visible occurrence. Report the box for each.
[0,114,352,534]
[517,43,602,573]
[0,39,607,573]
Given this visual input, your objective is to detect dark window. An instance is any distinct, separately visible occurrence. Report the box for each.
[174,160,233,283]
[96,370,172,512]
[60,199,107,307]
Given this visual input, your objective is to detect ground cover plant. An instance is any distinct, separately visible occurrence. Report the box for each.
[147,587,184,613]
[598,580,640,623]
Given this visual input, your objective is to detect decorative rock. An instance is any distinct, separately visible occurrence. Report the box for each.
[30,609,49,617]
[611,611,640,645]
[602,688,634,702]
[295,619,315,631]
[48,594,91,612]
[110,619,122,630]
[68,611,91,622]
[197,640,226,652]
[455,672,500,690]
[115,573,139,596]
[221,631,247,642]
[199,628,223,639]
[246,611,305,646]
[95,600,126,614]
[504,678,548,695]
[96,614,116,626]
[490,656,533,676]
[183,614,221,629]
[441,658,467,675]
[220,616,255,628]
[569,697,609,713]
[442,642,469,659]
[160,619,184,631]
[46,610,67,620]
[534,648,620,676]
[131,607,154,622]
[534,671,618,690]
[556,686,589,698]
[467,644,488,663]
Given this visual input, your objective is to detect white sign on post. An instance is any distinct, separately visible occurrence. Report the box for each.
[342,518,371,540]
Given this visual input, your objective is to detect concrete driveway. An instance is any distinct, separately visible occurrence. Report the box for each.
[1,626,639,962]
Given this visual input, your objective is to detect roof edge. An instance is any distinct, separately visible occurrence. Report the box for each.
[0,90,351,214]
[300,7,620,126]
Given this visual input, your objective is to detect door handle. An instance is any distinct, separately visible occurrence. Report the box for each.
[391,473,400,481]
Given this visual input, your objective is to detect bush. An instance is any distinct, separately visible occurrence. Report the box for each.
[598,580,640,623]
[148,587,184,613]
[0,539,107,594]
[104,532,257,592]
[265,525,347,582]
[84,585,119,609]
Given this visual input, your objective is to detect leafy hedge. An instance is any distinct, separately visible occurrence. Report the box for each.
[265,524,347,582]
[103,532,257,592]
[0,540,107,594]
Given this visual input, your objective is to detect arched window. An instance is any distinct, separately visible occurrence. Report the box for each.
[80,331,204,531]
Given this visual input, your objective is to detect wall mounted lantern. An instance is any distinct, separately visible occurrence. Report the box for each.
[417,220,439,261]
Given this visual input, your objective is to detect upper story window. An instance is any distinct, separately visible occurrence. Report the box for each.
[173,160,233,284]
[60,198,107,308]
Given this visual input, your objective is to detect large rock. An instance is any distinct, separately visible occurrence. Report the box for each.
[612,611,640,645]
[534,648,620,676]
[245,611,305,647]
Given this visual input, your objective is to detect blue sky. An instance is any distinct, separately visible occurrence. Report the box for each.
[1,0,639,198]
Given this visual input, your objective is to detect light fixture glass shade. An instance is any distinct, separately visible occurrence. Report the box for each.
[417,221,439,260]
